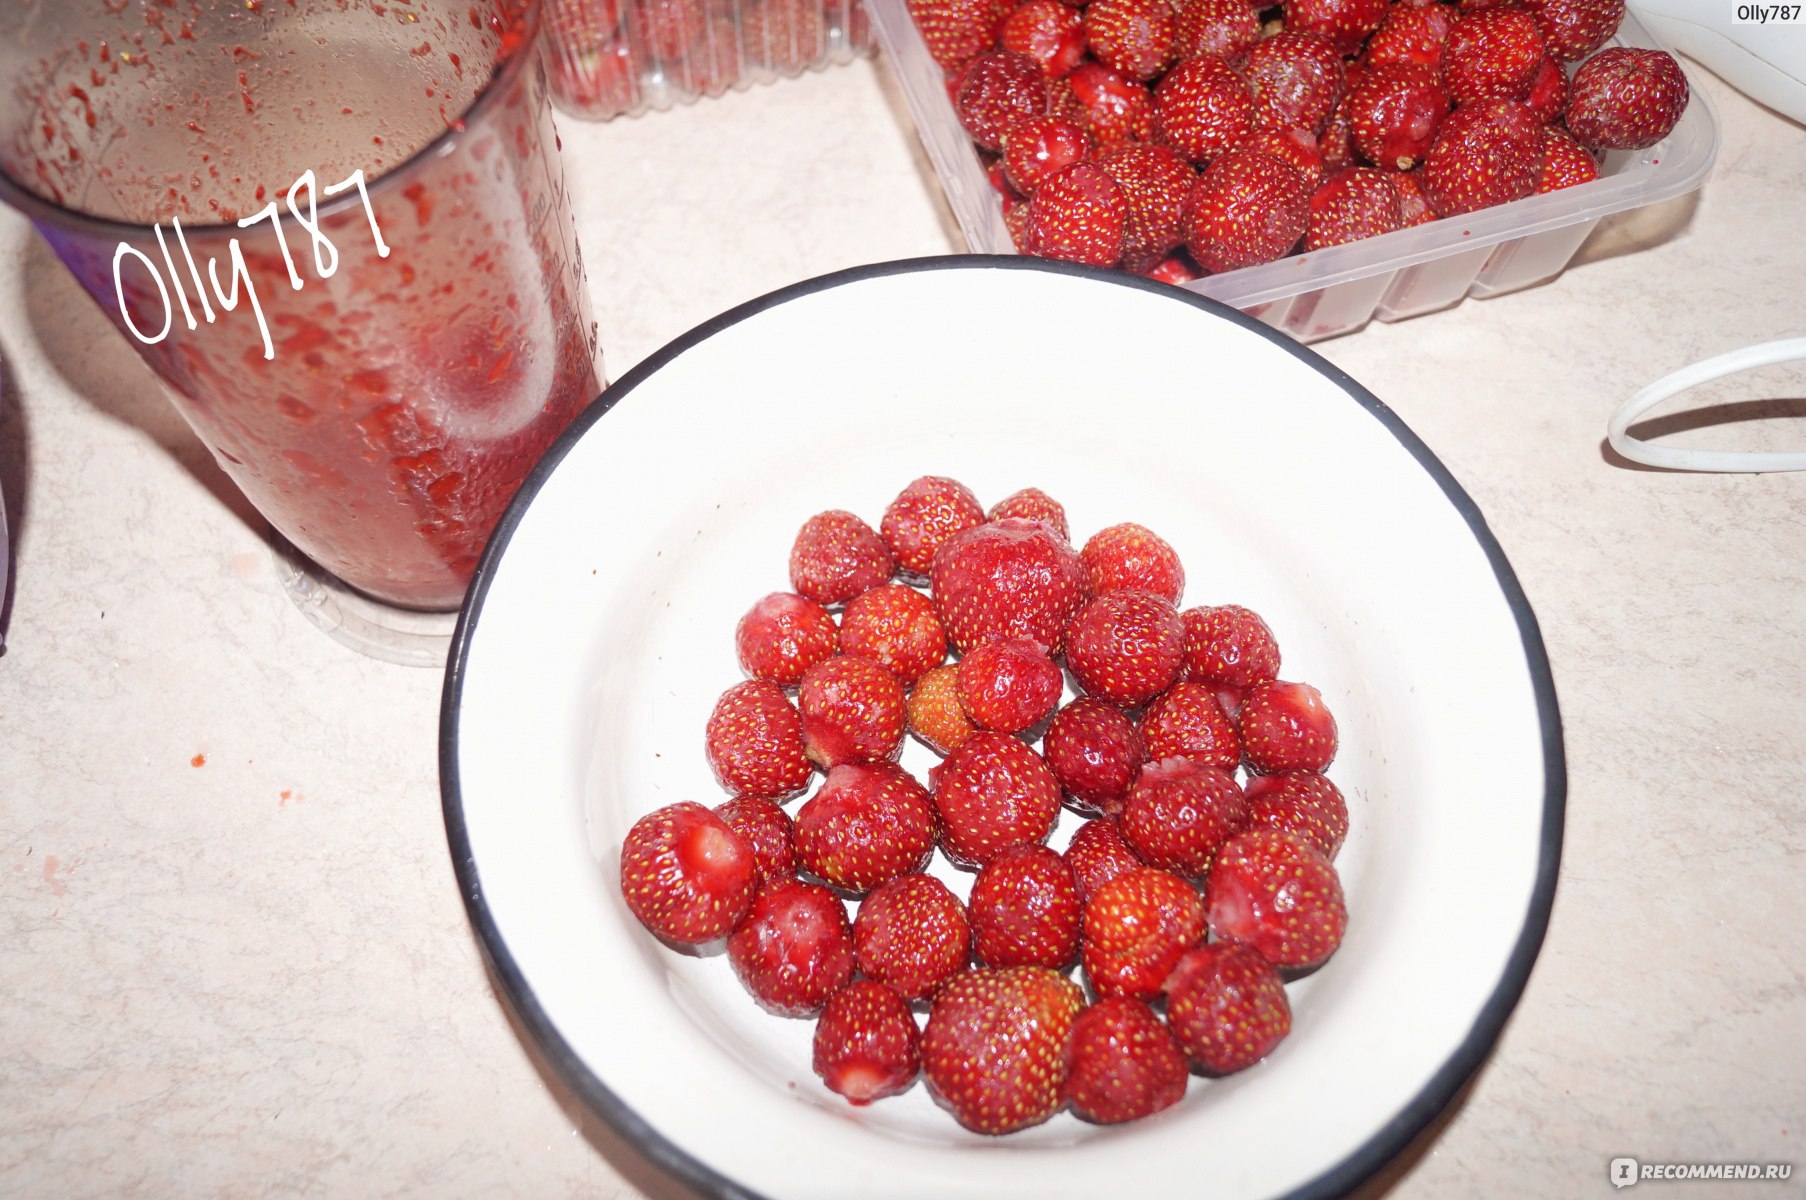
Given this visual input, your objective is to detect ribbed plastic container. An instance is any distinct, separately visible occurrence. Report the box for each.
[541,0,874,120]
[866,2,1719,342]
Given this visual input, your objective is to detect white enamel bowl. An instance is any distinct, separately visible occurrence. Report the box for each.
[440,258,1564,1200]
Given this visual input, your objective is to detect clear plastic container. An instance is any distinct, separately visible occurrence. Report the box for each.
[866,3,1719,342]
[541,0,874,120]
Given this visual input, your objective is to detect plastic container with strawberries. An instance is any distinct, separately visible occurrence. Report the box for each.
[866,0,1718,342]
[541,0,875,119]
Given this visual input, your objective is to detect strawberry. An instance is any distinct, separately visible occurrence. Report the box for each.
[1205,828,1348,969]
[1420,97,1543,216]
[921,966,1085,1134]
[929,517,1089,655]
[853,872,973,1000]
[741,0,827,75]
[1081,866,1206,999]
[1238,678,1338,774]
[1535,124,1599,191]
[1094,143,1198,272]
[1173,0,1261,60]
[1183,148,1310,274]
[813,980,922,1104]
[1064,590,1186,707]
[1362,2,1455,70]
[907,0,1013,72]
[956,51,1050,151]
[1524,0,1623,63]
[630,0,706,62]
[1283,0,1389,57]
[969,843,1085,969]
[1062,996,1190,1123]
[1523,55,1570,123]
[906,662,979,755]
[1063,816,1145,901]
[1083,0,1179,82]
[1024,160,1130,265]
[956,636,1066,734]
[1163,941,1292,1073]
[1318,91,1359,174]
[1387,168,1437,225]
[714,794,797,884]
[620,802,759,944]
[682,15,751,94]
[1120,757,1248,876]
[1347,62,1451,171]
[1240,127,1326,188]
[838,584,948,684]
[1137,680,1241,770]
[796,656,907,769]
[1179,603,1281,700]
[986,487,1069,539]
[880,476,986,580]
[1442,7,1546,107]
[1152,54,1255,166]
[1079,521,1185,603]
[1141,252,1203,285]
[1001,114,1095,195]
[998,0,1088,78]
[793,762,937,894]
[735,592,840,689]
[1243,770,1350,858]
[930,730,1064,868]
[1042,696,1145,817]
[789,510,895,606]
[1304,166,1405,250]
[1063,60,1157,145]
[1241,32,1346,134]
[705,679,814,800]
[727,878,857,1017]
[1563,47,1689,151]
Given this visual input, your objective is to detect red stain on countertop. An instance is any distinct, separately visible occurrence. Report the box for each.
[191,753,207,768]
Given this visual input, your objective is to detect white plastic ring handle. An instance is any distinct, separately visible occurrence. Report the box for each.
[1608,337,1806,472]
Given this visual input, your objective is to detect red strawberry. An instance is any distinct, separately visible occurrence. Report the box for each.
[1084,0,1179,82]
[1183,149,1310,274]
[1347,62,1451,171]
[1063,816,1144,901]
[1238,678,1338,773]
[1064,590,1187,707]
[1063,60,1157,145]
[789,510,895,606]
[907,0,1013,72]
[1173,0,1261,60]
[727,878,857,1016]
[853,872,973,1000]
[705,679,814,800]
[793,762,937,894]
[1042,696,1145,817]
[1387,168,1437,224]
[1024,160,1130,265]
[905,662,979,755]
[921,966,1085,1134]
[1535,124,1598,191]
[838,584,948,684]
[997,0,1089,78]
[1523,54,1570,123]
[1283,0,1389,56]
[956,50,1050,151]
[739,0,826,74]
[1240,127,1326,188]
[813,979,922,1104]
[1137,680,1241,769]
[1205,829,1348,969]
[1241,32,1347,134]
[1163,941,1292,1073]
[630,0,706,61]
[1120,757,1248,876]
[1524,0,1623,63]
[1443,7,1547,107]
[956,637,1066,734]
[735,592,840,689]
[880,476,987,579]
[986,487,1070,539]
[797,656,907,769]
[1420,97,1543,216]
[1362,2,1455,70]
[1179,603,1281,699]
[714,795,797,883]
[1079,521,1185,603]
[931,730,1064,868]
[1002,115,1095,195]
[969,843,1085,969]
[1141,251,1203,285]
[1563,47,1689,151]
[620,801,758,944]
[1243,770,1350,858]
[1304,166,1405,250]
[1318,92,1359,173]
[1062,996,1190,1123]
[1094,143,1198,272]
[1152,53,1255,166]
[1081,866,1206,999]
[680,15,751,94]
[929,517,1089,654]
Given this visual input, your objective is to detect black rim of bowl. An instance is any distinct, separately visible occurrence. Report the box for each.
[438,254,1568,1200]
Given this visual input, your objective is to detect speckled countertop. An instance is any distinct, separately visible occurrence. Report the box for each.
[2,47,1803,1199]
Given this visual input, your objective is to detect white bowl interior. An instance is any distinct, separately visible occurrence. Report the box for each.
[445,260,1560,1200]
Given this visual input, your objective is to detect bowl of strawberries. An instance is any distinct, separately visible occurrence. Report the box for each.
[441,256,1564,1199]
